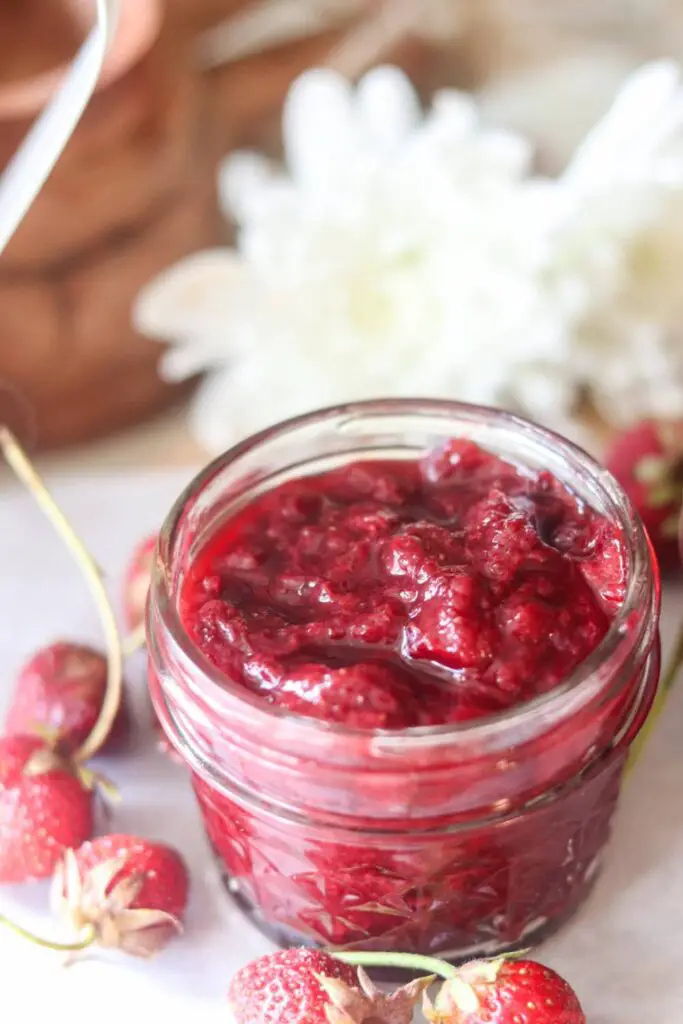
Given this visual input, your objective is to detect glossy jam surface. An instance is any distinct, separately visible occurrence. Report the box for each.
[180,440,626,729]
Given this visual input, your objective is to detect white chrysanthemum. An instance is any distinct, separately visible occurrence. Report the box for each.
[555,62,683,426]
[135,62,683,452]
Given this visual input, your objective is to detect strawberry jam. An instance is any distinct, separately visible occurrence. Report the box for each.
[181,442,621,729]
[149,402,660,960]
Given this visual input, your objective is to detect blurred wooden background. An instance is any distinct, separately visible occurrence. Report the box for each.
[0,0,681,465]
[0,0,437,454]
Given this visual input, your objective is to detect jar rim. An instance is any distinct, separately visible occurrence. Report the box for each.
[151,398,659,750]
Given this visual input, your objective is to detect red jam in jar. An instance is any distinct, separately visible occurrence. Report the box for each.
[148,401,660,960]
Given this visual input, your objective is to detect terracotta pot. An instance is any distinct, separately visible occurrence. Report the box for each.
[0,0,222,449]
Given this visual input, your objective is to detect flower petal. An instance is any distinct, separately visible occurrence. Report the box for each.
[133,250,247,342]
[420,89,478,144]
[565,60,682,190]
[283,69,359,189]
[355,66,421,155]
[219,150,279,223]
[187,366,251,453]
[157,337,231,383]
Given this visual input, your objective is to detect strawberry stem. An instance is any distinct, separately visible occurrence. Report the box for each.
[333,951,461,980]
[0,914,95,952]
[659,619,683,697]
[0,428,123,763]
[122,622,146,658]
[628,619,683,773]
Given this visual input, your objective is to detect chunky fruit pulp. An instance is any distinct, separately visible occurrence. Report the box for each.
[181,440,626,728]
[177,439,638,956]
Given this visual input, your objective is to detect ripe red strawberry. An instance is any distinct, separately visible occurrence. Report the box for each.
[5,641,129,755]
[604,419,683,571]
[0,734,94,883]
[54,834,189,958]
[423,958,585,1024]
[229,949,358,1024]
[123,534,156,634]
[228,948,432,1024]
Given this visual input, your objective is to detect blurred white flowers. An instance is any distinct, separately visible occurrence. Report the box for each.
[135,61,683,452]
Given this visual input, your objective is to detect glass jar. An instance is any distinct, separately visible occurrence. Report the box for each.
[147,399,660,961]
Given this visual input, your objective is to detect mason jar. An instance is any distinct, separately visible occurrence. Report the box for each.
[147,399,660,960]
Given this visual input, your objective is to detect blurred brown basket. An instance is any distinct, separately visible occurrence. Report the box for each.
[0,0,440,450]
[0,0,221,450]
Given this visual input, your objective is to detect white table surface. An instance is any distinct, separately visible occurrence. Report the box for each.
[0,469,682,1023]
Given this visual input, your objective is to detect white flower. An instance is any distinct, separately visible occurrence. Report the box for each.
[556,62,683,426]
[135,62,683,453]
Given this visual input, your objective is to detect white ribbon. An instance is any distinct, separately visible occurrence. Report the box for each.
[0,0,120,256]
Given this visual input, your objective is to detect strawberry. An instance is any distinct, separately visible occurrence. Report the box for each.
[123,534,156,634]
[604,419,683,571]
[228,948,432,1024]
[5,641,129,755]
[229,949,358,1024]
[53,834,189,958]
[423,958,585,1024]
[0,734,94,883]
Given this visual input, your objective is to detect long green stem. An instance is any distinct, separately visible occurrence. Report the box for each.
[0,915,95,952]
[659,618,683,696]
[0,428,123,762]
[122,622,146,658]
[333,950,461,980]
[628,617,683,773]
